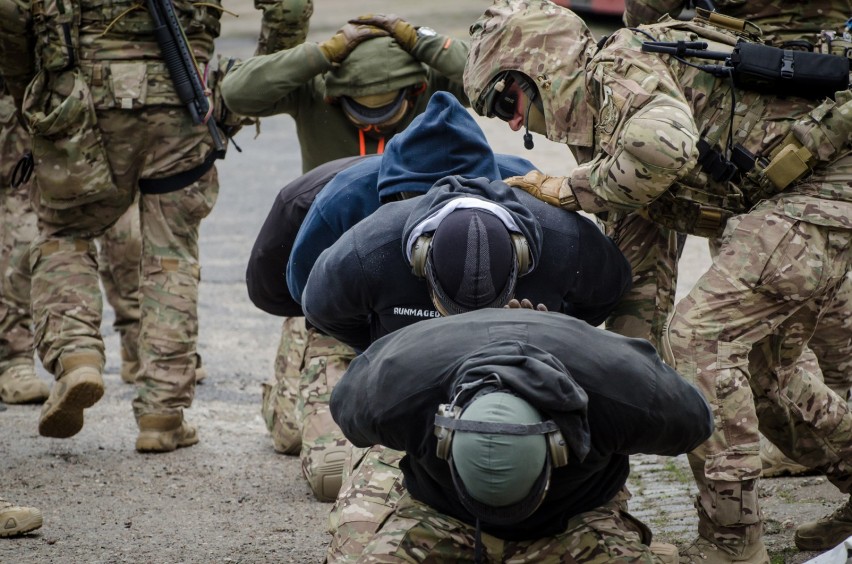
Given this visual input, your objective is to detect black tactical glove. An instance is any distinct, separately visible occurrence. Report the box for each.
[348,14,418,52]
[318,22,389,64]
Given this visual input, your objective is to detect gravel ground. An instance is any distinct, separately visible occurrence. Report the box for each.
[1,2,845,563]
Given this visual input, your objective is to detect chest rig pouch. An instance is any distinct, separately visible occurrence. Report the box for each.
[31,0,81,72]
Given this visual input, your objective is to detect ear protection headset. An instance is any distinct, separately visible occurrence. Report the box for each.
[410,230,531,279]
[432,375,569,468]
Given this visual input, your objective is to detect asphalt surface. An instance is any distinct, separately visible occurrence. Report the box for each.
[1,2,845,563]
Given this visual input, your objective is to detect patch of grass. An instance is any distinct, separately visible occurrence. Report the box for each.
[662,459,692,484]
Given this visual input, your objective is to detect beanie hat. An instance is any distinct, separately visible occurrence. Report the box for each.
[324,36,427,99]
[449,392,550,524]
[377,91,501,201]
[426,209,515,314]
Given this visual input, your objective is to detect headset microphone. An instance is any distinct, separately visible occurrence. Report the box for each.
[523,99,534,150]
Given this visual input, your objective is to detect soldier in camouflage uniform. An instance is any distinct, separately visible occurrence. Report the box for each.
[464,1,852,561]
[0,83,48,405]
[0,0,230,452]
[623,0,852,480]
[328,308,712,563]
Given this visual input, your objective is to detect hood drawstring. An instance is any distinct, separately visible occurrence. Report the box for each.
[358,127,385,156]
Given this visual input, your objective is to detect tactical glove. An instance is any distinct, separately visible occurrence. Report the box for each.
[503,170,579,211]
[318,22,389,64]
[349,14,418,52]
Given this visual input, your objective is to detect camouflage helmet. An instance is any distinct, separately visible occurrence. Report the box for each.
[324,36,427,99]
[464,0,596,148]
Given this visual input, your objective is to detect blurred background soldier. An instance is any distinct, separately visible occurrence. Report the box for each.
[221,6,471,497]
[0,81,47,405]
[464,1,852,562]
[330,308,712,562]
[622,0,852,479]
[0,0,232,452]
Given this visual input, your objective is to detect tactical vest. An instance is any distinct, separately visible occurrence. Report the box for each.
[637,15,852,237]
[32,0,222,108]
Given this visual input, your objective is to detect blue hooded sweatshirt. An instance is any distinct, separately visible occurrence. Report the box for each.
[286,91,534,305]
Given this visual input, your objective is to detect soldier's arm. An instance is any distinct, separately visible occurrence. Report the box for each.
[220,43,328,117]
[253,0,313,55]
[0,0,35,106]
[623,0,685,27]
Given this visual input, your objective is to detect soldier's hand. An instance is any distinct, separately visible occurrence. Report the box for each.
[318,22,389,64]
[504,298,548,312]
[349,14,417,52]
[503,170,579,211]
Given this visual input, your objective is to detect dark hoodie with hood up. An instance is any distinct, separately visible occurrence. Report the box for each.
[302,176,632,352]
[330,308,713,540]
[286,91,535,306]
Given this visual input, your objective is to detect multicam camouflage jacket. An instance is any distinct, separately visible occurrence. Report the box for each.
[466,0,852,237]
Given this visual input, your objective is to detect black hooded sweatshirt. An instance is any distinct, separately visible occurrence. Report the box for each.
[302,176,632,351]
[330,308,713,541]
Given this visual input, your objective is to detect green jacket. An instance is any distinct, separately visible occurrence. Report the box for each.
[221,34,469,172]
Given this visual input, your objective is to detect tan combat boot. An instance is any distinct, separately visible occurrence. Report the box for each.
[119,345,139,384]
[0,499,43,537]
[38,354,104,438]
[194,353,207,384]
[649,541,679,563]
[680,536,769,564]
[0,361,49,404]
[136,412,199,453]
[795,496,852,551]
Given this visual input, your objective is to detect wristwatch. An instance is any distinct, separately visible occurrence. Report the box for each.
[416,26,437,39]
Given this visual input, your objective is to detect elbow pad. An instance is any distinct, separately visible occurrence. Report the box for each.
[604,99,698,204]
[621,99,697,175]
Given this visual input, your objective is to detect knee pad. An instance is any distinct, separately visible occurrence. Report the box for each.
[304,443,350,502]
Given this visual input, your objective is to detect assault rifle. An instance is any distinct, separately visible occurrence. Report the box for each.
[146,0,225,157]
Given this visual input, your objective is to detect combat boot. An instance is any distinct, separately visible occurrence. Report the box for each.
[680,536,769,564]
[0,361,49,404]
[38,355,104,438]
[649,541,679,563]
[760,440,814,478]
[194,354,207,384]
[136,412,199,453]
[795,496,852,551]
[0,499,43,537]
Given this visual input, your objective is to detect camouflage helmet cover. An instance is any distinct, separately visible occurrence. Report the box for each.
[464,0,596,148]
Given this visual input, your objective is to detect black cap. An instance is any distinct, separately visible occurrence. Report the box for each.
[426,209,516,315]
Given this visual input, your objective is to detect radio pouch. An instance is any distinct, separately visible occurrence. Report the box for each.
[731,41,849,99]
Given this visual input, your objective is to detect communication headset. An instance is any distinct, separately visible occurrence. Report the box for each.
[410,230,531,279]
[433,375,569,468]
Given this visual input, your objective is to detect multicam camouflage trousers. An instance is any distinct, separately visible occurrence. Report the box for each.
[605,211,852,395]
[30,107,218,420]
[260,318,355,501]
[0,95,37,372]
[326,445,407,563]
[667,194,852,553]
[329,448,663,563]
[97,202,142,375]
